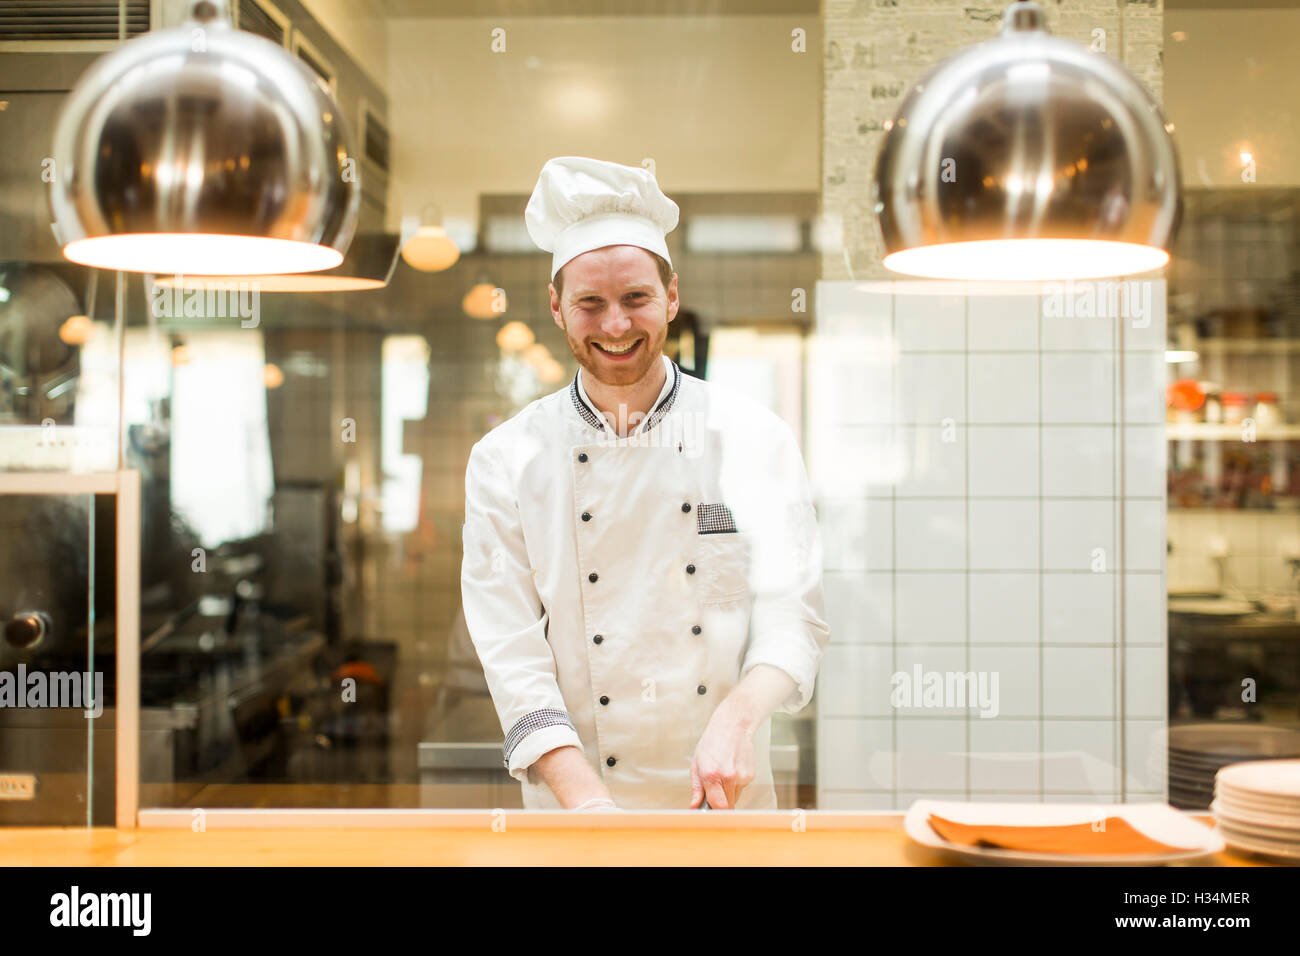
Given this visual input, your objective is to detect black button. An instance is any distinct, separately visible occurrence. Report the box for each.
[599,695,609,706]
[578,453,588,462]
[606,756,617,767]
[593,634,603,645]
[697,685,707,695]
[686,564,696,575]
[681,502,691,513]
[691,625,701,635]
[588,572,598,583]
[581,511,592,522]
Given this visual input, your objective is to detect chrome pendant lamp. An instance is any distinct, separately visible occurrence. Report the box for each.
[872,0,1181,281]
[49,0,360,276]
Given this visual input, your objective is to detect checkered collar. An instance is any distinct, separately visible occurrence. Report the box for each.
[570,354,681,435]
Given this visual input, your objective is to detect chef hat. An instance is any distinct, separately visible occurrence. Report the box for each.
[525,156,680,281]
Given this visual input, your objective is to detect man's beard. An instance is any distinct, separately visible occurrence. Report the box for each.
[560,312,667,387]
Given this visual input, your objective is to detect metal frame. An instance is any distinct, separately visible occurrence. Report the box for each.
[0,470,141,829]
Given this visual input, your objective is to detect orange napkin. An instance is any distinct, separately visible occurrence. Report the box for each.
[927,813,1184,856]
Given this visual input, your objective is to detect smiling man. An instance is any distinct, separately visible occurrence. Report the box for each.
[460,156,830,810]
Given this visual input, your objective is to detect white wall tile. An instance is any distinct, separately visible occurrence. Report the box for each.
[1124,500,1166,572]
[807,335,895,424]
[815,281,892,339]
[1041,353,1115,423]
[1122,351,1167,423]
[1042,305,1114,350]
[1120,280,1167,351]
[1043,500,1116,571]
[823,571,892,643]
[818,718,894,790]
[1125,720,1167,794]
[820,643,895,717]
[810,424,895,498]
[818,498,893,570]
[968,292,1039,350]
[895,426,965,496]
[970,645,1039,718]
[1044,647,1115,717]
[896,572,966,644]
[1042,720,1117,793]
[970,573,1039,644]
[896,719,968,790]
[895,292,965,351]
[1124,646,1166,719]
[895,498,966,570]
[968,353,1039,424]
[1124,573,1165,646]
[1043,573,1115,644]
[969,719,1040,791]
[893,644,971,719]
[1123,425,1166,497]
[897,353,965,424]
[968,426,1038,497]
[1042,426,1115,496]
[969,500,1039,570]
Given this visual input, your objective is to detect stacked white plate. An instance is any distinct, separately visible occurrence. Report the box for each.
[1212,760,1300,861]
[1168,724,1300,810]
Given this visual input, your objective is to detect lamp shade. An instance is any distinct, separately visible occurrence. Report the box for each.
[49,0,359,276]
[151,232,406,293]
[872,1,1181,281]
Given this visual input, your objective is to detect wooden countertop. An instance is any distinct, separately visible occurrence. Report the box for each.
[0,816,1277,866]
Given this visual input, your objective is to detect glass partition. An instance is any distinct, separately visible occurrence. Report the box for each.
[2,0,1297,824]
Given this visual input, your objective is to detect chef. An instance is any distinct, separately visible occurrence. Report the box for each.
[460,156,830,811]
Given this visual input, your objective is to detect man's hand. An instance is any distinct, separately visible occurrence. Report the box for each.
[689,664,797,809]
[689,696,757,809]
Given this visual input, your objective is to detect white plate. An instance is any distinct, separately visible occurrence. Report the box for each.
[1215,788,1300,818]
[1211,800,1300,832]
[1218,827,1300,861]
[1217,759,1300,798]
[1214,815,1300,844]
[902,800,1224,866]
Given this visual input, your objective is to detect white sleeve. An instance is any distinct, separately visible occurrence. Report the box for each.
[460,439,583,781]
[736,420,832,714]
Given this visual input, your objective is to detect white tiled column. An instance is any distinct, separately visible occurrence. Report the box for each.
[812,279,1168,808]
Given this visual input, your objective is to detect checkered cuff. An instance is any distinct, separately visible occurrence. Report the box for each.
[503,708,579,771]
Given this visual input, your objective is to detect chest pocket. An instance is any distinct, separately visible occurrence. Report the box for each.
[698,531,753,604]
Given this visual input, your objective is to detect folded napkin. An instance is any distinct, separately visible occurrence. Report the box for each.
[927,813,1184,856]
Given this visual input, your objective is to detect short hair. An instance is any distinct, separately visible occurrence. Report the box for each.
[553,249,674,300]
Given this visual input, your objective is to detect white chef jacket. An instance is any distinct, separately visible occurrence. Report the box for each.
[460,354,830,809]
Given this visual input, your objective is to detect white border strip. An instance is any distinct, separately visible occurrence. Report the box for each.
[138,808,903,830]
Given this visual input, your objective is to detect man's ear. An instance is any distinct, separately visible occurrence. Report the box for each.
[666,273,679,323]
[549,282,565,329]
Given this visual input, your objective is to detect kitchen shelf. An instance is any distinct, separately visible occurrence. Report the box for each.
[1167,423,1300,440]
